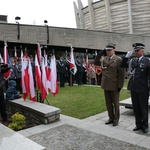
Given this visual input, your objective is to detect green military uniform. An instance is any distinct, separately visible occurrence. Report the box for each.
[101,48,125,125]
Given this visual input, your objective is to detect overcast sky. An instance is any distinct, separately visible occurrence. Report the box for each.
[1,0,89,28]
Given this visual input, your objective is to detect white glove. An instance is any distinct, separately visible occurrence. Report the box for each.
[125,50,133,58]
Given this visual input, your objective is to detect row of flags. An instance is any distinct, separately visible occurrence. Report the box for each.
[2,43,77,102]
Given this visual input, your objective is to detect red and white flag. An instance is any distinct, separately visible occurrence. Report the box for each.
[21,57,29,100]
[35,54,41,91]
[37,43,42,65]
[4,43,8,64]
[28,60,36,101]
[50,55,58,95]
[24,48,28,58]
[69,47,77,75]
[14,47,18,59]
[21,49,23,59]
[44,50,51,92]
[41,57,49,100]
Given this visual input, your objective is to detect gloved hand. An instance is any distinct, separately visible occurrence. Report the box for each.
[99,49,106,56]
[125,50,133,58]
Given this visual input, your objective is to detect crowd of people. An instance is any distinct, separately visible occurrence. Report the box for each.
[0,42,150,134]
[57,54,103,87]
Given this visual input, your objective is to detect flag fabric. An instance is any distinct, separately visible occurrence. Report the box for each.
[0,53,4,63]
[35,54,41,91]
[24,52,28,58]
[95,50,97,56]
[14,47,18,59]
[69,47,77,75]
[7,54,12,68]
[21,57,29,100]
[50,55,58,95]
[28,60,36,101]
[41,57,49,100]
[21,49,24,59]
[4,43,8,64]
[37,43,42,65]
[44,50,51,92]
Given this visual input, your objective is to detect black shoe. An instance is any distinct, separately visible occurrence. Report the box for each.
[133,127,141,131]
[113,122,118,126]
[105,120,113,125]
[142,128,149,133]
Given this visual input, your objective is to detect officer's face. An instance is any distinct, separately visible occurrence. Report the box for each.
[134,49,144,57]
[106,49,115,57]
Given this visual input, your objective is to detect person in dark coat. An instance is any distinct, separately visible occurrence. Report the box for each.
[75,56,83,85]
[120,43,150,133]
[94,52,103,85]
[16,58,22,93]
[57,55,67,87]
[82,57,87,84]
[6,80,21,100]
[0,63,11,123]
[101,44,125,126]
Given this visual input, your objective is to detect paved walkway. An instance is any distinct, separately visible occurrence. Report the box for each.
[18,106,150,150]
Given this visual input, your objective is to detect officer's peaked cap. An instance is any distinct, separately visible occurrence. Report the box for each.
[132,43,145,50]
[105,43,116,51]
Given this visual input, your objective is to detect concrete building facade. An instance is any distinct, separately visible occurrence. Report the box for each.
[0,23,150,58]
[74,0,150,36]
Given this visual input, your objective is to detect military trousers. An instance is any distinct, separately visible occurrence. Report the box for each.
[104,90,120,122]
[131,91,149,130]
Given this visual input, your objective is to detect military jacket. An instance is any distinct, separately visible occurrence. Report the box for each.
[127,57,150,92]
[75,60,83,73]
[57,60,67,73]
[101,55,125,91]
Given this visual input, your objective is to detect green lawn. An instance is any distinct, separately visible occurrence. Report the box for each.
[45,82,130,119]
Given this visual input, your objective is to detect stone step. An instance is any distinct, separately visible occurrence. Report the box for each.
[119,97,150,109]
[0,123,45,150]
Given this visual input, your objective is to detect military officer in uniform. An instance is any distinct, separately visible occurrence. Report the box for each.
[120,43,150,133]
[57,55,67,87]
[75,56,83,85]
[101,44,125,126]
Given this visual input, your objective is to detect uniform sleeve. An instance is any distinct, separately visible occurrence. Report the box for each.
[118,58,125,89]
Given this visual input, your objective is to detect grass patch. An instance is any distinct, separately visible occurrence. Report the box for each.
[45,83,131,119]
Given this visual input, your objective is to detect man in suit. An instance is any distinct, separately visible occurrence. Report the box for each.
[120,43,150,133]
[101,43,125,126]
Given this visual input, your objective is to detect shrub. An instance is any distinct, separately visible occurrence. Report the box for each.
[8,112,26,131]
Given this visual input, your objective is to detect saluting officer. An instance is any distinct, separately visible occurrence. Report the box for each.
[120,43,150,133]
[101,43,125,126]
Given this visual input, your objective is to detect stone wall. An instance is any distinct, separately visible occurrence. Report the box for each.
[8,99,61,125]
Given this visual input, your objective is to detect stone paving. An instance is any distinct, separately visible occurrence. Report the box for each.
[18,105,150,150]
[29,124,149,150]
